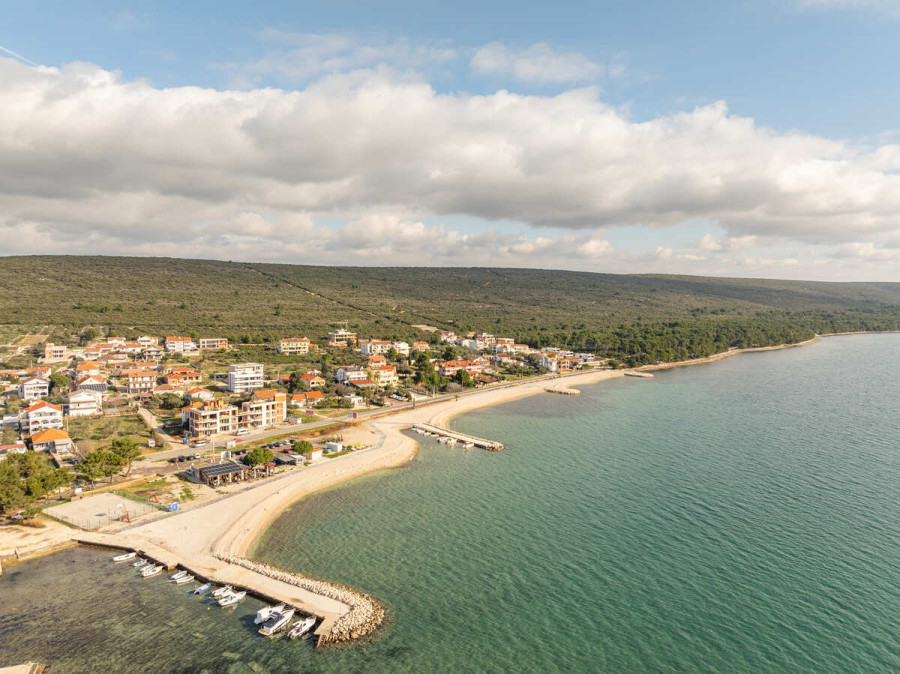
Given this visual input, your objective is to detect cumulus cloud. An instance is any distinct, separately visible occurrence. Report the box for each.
[1,56,900,279]
[470,42,605,83]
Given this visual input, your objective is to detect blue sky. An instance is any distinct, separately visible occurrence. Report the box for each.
[2,0,900,279]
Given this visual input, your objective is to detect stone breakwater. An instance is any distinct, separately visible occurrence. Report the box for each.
[216,554,384,643]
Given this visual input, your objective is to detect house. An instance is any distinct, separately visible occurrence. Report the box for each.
[367,365,399,388]
[18,376,50,401]
[154,384,186,395]
[121,369,156,394]
[43,343,67,362]
[350,379,376,390]
[140,345,164,361]
[68,390,102,417]
[413,341,430,352]
[307,447,324,462]
[164,371,201,386]
[392,341,410,357]
[120,342,144,354]
[241,390,287,429]
[437,360,485,377]
[187,387,215,401]
[327,329,357,347]
[165,336,198,353]
[367,354,387,366]
[290,390,323,407]
[277,337,311,355]
[137,336,158,347]
[440,331,458,343]
[185,400,239,438]
[289,393,308,407]
[19,400,64,434]
[24,367,52,379]
[74,361,102,377]
[76,375,108,394]
[106,337,126,348]
[228,362,264,393]
[199,338,228,350]
[299,373,325,390]
[30,428,74,455]
[359,339,392,356]
[492,352,515,366]
[335,366,368,383]
[0,443,27,461]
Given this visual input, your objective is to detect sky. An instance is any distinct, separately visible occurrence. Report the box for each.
[2,0,900,280]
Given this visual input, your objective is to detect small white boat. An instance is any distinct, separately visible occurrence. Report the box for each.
[258,608,295,636]
[447,438,457,445]
[463,442,474,449]
[174,574,194,585]
[288,616,316,640]
[193,582,211,595]
[255,603,286,625]
[132,558,148,568]
[141,564,163,578]
[211,585,233,598]
[218,590,246,607]
[169,570,188,581]
[112,551,136,562]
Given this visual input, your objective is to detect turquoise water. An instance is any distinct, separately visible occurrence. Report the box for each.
[3,334,900,672]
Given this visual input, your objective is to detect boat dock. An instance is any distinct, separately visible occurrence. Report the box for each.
[411,423,504,450]
[74,532,349,645]
[624,371,654,378]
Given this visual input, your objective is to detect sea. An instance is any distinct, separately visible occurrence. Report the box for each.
[2,333,900,673]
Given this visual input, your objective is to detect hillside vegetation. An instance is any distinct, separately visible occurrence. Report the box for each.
[2,255,900,365]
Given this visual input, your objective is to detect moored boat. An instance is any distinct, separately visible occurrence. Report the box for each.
[218,590,247,607]
[132,558,148,568]
[255,603,286,624]
[174,574,194,585]
[141,564,163,578]
[112,551,136,562]
[193,582,211,595]
[287,615,316,640]
[258,608,295,636]
[211,585,233,598]
[169,570,188,581]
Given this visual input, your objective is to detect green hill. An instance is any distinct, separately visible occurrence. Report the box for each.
[2,255,899,365]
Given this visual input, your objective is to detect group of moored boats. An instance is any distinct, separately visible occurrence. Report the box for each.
[113,551,317,640]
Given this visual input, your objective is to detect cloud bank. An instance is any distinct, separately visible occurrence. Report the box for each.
[1,57,899,279]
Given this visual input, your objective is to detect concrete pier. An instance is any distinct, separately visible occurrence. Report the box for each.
[412,423,504,450]
[543,387,580,395]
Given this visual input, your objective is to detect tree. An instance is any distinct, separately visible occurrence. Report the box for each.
[455,369,474,387]
[292,440,313,457]
[110,438,142,476]
[49,373,70,392]
[244,447,273,467]
[442,346,457,361]
[78,450,123,487]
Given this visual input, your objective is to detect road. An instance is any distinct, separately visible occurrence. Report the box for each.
[137,368,596,463]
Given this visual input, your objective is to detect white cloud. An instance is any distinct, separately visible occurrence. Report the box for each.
[2,57,900,279]
[471,42,605,83]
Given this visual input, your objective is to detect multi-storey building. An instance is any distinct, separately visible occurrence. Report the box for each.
[198,338,228,350]
[43,343,67,362]
[121,369,156,394]
[19,400,64,434]
[277,337,311,355]
[241,390,287,429]
[327,329,357,347]
[367,365,399,388]
[18,376,50,401]
[165,336,198,353]
[68,390,102,417]
[360,339,392,356]
[185,400,239,439]
[228,362,264,393]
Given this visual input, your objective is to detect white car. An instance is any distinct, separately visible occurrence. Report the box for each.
[194,441,207,447]
[234,429,249,436]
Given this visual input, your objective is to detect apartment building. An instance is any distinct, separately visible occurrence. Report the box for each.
[185,400,239,439]
[18,376,50,401]
[19,400,64,434]
[68,390,102,417]
[327,329,357,347]
[43,343,67,362]
[199,338,228,350]
[165,336,198,353]
[360,339,392,356]
[241,390,287,429]
[137,336,158,348]
[121,369,156,394]
[277,337,311,355]
[227,362,264,393]
[367,365,399,387]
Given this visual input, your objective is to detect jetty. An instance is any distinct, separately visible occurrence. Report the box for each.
[411,423,505,450]
[624,371,654,378]
[543,387,580,395]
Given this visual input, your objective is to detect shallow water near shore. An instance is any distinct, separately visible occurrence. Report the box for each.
[3,334,900,672]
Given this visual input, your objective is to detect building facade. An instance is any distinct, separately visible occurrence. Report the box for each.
[227,362,264,393]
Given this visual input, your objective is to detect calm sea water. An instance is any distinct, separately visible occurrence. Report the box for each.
[2,334,900,672]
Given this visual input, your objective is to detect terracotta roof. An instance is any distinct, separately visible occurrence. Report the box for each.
[76,361,100,370]
[304,391,324,399]
[252,389,283,400]
[24,400,62,413]
[31,428,70,443]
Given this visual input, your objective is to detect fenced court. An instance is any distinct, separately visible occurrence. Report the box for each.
[44,493,158,531]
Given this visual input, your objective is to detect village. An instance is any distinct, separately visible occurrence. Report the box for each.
[0,326,603,488]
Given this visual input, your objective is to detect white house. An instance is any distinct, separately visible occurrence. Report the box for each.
[359,339,392,356]
[19,400,64,434]
[165,336,199,353]
[391,341,411,357]
[277,337,311,355]
[30,428,74,455]
[335,366,368,383]
[68,390,102,417]
[18,376,50,401]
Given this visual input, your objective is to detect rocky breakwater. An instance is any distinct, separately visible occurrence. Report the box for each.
[216,554,384,644]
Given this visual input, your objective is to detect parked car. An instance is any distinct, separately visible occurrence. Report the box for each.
[194,440,207,447]
[193,452,201,459]
[234,429,249,436]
